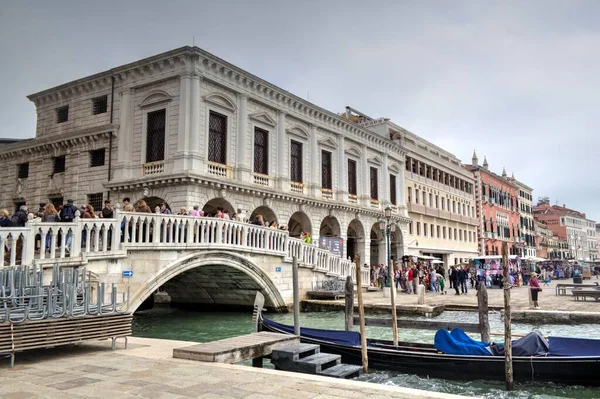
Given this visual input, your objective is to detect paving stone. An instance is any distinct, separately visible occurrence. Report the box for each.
[3,392,39,399]
[47,377,101,391]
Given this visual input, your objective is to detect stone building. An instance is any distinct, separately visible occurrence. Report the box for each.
[533,199,590,261]
[0,46,411,266]
[464,155,520,256]
[514,178,536,258]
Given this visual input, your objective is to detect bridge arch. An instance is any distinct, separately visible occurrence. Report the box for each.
[250,206,278,226]
[130,251,286,312]
[203,198,235,217]
[288,211,311,238]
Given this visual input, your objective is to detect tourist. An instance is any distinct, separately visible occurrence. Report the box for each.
[394,266,401,291]
[177,207,187,215]
[411,264,418,294]
[303,231,312,244]
[11,205,28,227]
[529,272,543,309]
[122,197,134,212]
[101,200,114,219]
[429,270,438,292]
[269,221,278,229]
[437,271,446,295]
[0,209,11,227]
[450,266,460,295]
[190,205,202,217]
[135,200,152,213]
[222,210,230,220]
[406,266,414,294]
[60,199,77,223]
[458,266,468,294]
[252,215,264,226]
[41,204,60,250]
[160,204,171,215]
[378,265,386,290]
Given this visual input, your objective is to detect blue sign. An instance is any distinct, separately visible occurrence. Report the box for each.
[122,270,133,278]
[275,267,282,272]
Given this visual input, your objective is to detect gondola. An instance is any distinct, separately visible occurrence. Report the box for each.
[257,311,600,386]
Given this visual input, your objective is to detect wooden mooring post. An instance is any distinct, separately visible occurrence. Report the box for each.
[355,252,368,373]
[477,282,490,342]
[344,275,354,331]
[502,242,513,391]
[292,256,300,336]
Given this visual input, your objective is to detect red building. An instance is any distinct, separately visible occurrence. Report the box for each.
[464,153,520,256]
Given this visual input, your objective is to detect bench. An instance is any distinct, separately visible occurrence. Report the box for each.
[572,289,600,302]
[555,283,598,296]
[0,313,132,367]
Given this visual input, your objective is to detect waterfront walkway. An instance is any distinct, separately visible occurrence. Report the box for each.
[0,337,475,399]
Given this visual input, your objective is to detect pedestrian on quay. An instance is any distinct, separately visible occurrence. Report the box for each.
[458,266,468,294]
[450,266,460,295]
[437,271,446,295]
[529,272,543,309]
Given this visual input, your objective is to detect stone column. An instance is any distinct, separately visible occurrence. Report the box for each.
[382,153,389,207]
[398,159,406,208]
[174,73,191,172]
[236,94,249,181]
[361,143,369,206]
[337,135,347,202]
[188,72,201,169]
[310,125,319,197]
[276,112,288,190]
[114,89,133,179]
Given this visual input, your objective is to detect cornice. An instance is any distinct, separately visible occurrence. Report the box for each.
[105,171,409,222]
[0,125,117,160]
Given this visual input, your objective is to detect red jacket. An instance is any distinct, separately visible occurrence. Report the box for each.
[408,269,414,281]
[529,278,541,291]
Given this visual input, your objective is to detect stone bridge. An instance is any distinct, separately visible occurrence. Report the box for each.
[0,212,367,311]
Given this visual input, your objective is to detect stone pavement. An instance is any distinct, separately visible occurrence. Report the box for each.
[0,336,476,399]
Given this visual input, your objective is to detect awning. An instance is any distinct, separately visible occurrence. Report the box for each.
[431,260,444,264]
[417,255,437,260]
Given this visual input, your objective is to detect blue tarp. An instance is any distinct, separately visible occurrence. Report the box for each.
[549,336,600,357]
[262,317,361,347]
[434,329,492,356]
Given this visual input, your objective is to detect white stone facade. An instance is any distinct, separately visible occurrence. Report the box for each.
[516,180,536,258]
[0,46,411,267]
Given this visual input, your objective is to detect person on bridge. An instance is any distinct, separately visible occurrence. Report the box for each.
[122,198,134,212]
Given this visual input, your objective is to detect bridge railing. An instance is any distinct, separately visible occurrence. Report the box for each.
[0,211,365,285]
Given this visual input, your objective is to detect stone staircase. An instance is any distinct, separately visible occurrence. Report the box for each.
[270,343,362,379]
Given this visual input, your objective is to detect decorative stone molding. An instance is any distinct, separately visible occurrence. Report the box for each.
[345,146,362,158]
[139,90,173,108]
[249,112,277,127]
[203,93,237,112]
[367,155,382,165]
[318,137,337,149]
[286,126,310,140]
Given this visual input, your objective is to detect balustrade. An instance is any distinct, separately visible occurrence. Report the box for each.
[0,211,361,285]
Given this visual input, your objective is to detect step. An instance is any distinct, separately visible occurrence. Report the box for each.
[318,363,363,379]
[271,343,320,362]
[295,352,341,374]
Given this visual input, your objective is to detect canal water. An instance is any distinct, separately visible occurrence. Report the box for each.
[133,307,600,399]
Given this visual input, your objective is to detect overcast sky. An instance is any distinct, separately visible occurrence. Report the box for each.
[1,1,598,220]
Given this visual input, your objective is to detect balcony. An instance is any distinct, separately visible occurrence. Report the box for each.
[438,210,450,219]
[207,162,231,178]
[348,194,358,204]
[290,182,304,194]
[142,161,164,176]
[425,207,439,217]
[407,202,425,215]
[253,173,270,187]
[370,199,380,209]
[321,188,333,200]
[450,213,462,222]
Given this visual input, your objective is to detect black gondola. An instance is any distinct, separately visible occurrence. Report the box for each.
[258,313,600,386]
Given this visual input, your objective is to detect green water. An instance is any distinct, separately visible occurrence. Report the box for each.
[133,308,600,399]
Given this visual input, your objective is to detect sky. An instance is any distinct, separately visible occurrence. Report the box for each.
[1,1,599,220]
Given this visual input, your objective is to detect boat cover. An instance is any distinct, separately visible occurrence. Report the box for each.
[434,329,492,356]
[548,336,600,357]
[261,317,361,346]
[488,332,549,357]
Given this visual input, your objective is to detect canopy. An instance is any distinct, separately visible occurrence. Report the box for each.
[523,256,547,262]
[431,260,444,264]
[474,255,520,260]
[417,255,437,260]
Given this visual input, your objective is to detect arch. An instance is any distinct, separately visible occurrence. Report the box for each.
[202,198,235,217]
[370,222,384,266]
[347,219,366,263]
[286,125,310,140]
[288,211,311,238]
[319,216,341,238]
[130,251,286,312]
[140,90,173,108]
[136,196,169,212]
[390,223,404,261]
[250,206,278,226]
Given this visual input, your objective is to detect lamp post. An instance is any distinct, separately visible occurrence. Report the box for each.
[379,205,398,346]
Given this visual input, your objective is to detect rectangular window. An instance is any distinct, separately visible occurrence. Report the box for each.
[435,195,439,209]
[415,190,420,204]
[462,203,466,215]
[49,197,63,208]
[146,109,166,163]
[370,167,378,200]
[56,106,69,123]
[409,222,413,235]
[347,159,357,195]
[441,198,445,210]
[321,150,332,189]
[429,193,433,208]
[92,95,108,115]
[459,230,463,241]
[407,187,412,203]
[430,224,434,237]
[443,227,447,239]
[87,193,103,212]
[89,148,106,167]
[449,228,452,240]
[390,174,397,205]
[17,163,29,179]
[424,223,428,237]
[437,226,440,238]
[290,140,303,183]
[416,222,421,236]
[452,201,456,213]
[454,228,458,240]
[455,258,458,265]
[208,111,227,165]
[253,127,269,174]
[53,156,66,174]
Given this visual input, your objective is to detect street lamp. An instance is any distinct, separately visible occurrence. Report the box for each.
[379,205,398,346]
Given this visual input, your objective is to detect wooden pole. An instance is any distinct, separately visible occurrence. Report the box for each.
[502,242,513,391]
[387,231,398,346]
[477,282,490,342]
[292,256,300,336]
[344,275,354,331]
[354,252,368,373]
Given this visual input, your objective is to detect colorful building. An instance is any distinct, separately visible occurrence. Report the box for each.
[464,153,520,256]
